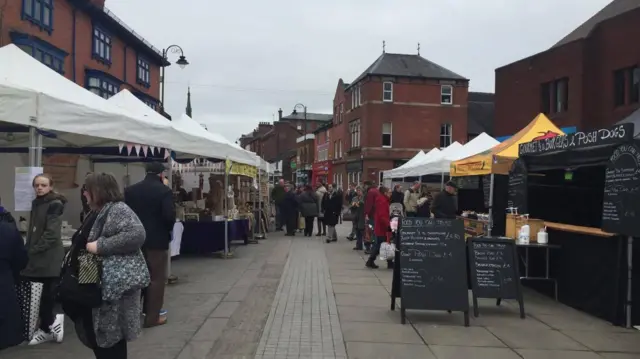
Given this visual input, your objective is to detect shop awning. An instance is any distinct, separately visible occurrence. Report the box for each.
[450,113,564,176]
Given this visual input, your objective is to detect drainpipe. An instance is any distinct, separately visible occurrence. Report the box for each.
[71,8,77,81]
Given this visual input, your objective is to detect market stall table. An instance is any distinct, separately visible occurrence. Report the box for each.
[180,219,249,254]
[517,242,561,301]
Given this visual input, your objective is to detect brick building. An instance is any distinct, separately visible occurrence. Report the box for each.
[331,51,469,188]
[312,122,333,185]
[0,0,165,110]
[494,0,640,137]
[239,108,331,180]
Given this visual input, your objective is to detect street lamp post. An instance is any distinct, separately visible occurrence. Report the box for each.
[292,103,307,184]
[160,44,190,107]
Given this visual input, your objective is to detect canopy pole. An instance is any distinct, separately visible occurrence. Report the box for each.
[28,127,43,167]
[627,236,633,328]
[256,165,266,240]
[440,173,444,190]
[487,174,495,237]
[224,157,230,259]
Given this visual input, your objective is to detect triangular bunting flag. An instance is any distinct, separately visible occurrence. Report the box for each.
[163,148,170,159]
[118,143,124,154]
[126,144,134,155]
[134,144,142,156]
[149,146,156,156]
[142,145,149,157]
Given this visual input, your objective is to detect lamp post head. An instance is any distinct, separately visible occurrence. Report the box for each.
[176,55,189,69]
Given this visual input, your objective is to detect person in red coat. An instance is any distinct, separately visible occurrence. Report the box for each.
[362,181,379,253]
[366,186,393,269]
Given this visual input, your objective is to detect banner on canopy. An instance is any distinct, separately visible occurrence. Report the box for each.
[225,159,257,178]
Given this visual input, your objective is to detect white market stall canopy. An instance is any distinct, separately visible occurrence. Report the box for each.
[384,148,441,179]
[0,44,173,150]
[391,142,462,178]
[403,133,499,177]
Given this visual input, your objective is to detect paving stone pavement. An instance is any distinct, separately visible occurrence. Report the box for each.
[254,238,347,359]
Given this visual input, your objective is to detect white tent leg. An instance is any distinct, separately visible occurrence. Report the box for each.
[28,127,43,167]
[256,167,266,239]
[440,173,444,190]
[488,174,495,236]
[224,157,229,259]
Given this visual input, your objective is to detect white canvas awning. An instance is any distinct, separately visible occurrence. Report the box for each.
[0,44,173,150]
[404,133,499,176]
[383,149,440,179]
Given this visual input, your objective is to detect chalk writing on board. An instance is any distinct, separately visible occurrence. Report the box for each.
[519,125,630,156]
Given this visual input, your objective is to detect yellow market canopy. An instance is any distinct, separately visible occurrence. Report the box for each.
[450,113,564,176]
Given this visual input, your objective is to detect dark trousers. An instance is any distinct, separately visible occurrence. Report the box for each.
[304,216,315,236]
[275,205,283,230]
[28,277,56,332]
[285,214,297,235]
[355,228,364,249]
[316,217,326,235]
[143,248,168,327]
[368,235,394,265]
[93,339,127,359]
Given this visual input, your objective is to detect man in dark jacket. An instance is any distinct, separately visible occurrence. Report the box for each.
[430,181,458,219]
[271,179,285,230]
[345,183,356,240]
[0,201,28,350]
[390,184,404,212]
[281,184,298,236]
[125,162,175,328]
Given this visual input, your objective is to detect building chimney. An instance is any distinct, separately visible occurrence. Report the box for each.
[89,0,106,8]
[278,108,283,121]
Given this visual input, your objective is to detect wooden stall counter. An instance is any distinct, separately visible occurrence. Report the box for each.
[506,214,545,242]
[459,216,489,238]
[543,221,615,238]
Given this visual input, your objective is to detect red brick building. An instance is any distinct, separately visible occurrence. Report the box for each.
[494,0,640,137]
[331,52,469,188]
[0,0,165,109]
[312,122,333,185]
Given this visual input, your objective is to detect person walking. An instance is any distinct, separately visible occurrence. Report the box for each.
[271,179,286,231]
[351,187,366,251]
[23,174,66,345]
[124,162,175,328]
[63,172,150,358]
[315,183,327,236]
[430,181,458,219]
[345,183,357,240]
[363,181,379,254]
[0,198,28,350]
[366,186,394,269]
[322,184,342,243]
[281,184,299,236]
[298,185,318,237]
[403,181,421,217]
[390,184,405,214]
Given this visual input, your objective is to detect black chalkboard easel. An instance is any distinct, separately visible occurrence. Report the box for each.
[391,217,470,326]
[602,143,640,237]
[467,236,525,318]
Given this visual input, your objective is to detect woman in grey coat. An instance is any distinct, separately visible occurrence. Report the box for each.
[72,173,150,358]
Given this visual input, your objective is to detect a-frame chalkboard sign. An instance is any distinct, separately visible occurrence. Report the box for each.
[467,236,525,318]
[391,217,470,326]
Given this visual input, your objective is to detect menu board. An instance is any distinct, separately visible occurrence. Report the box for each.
[482,175,492,208]
[468,237,521,299]
[507,159,527,213]
[602,143,640,237]
[398,218,469,320]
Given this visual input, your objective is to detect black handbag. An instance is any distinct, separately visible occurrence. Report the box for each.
[56,209,108,308]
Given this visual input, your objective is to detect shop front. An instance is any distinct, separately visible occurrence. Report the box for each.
[346,161,363,186]
[312,160,332,186]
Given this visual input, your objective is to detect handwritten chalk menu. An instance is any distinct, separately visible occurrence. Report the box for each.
[602,143,640,237]
[482,175,492,208]
[398,218,469,323]
[467,237,524,318]
[507,159,527,213]
[518,123,633,156]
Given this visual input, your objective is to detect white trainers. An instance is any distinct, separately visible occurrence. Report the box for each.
[51,314,64,343]
[28,329,54,345]
[28,314,64,345]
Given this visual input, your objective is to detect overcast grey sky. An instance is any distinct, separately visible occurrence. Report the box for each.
[107,0,610,143]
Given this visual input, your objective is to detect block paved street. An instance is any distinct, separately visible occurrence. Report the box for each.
[4,223,640,358]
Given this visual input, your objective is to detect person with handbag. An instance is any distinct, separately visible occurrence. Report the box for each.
[0,198,28,350]
[314,183,327,236]
[366,186,394,269]
[59,172,149,359]
[23,174,66,345]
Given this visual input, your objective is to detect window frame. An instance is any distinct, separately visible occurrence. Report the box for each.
[382,122,392,148]
[92,26,112,64]
[86,73,120,99]
[630,66,639,104]
[358,86,362,106]
[382,81,393,102]
[349,119,361,149]
[553,78,569,113]
[440,123,452,148]
[22,0,54,33]
[136,55,151,88]
[440,85,453,105]
[13,34,65,74]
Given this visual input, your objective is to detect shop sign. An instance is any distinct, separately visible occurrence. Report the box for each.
[290,161,297,169]
[346,161,362,173]
[519,123,633,156]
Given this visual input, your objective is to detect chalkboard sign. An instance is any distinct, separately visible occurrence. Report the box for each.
[518,123,633,156]
[482,175,492,208]
[467,237,524,318]
[602,143,640,237]
[394,217,469,326]
[507,159,527,213]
